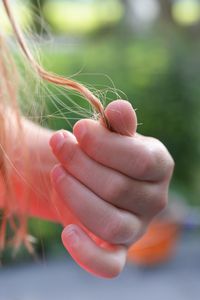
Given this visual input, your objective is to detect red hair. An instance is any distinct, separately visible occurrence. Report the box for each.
[0,0,110,252]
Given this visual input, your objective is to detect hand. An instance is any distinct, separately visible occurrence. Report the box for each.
[49,100,174,278]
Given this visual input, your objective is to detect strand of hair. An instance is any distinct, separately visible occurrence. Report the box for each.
[2,0,110,129]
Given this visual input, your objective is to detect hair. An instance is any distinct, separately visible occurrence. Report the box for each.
[0,0,110,253]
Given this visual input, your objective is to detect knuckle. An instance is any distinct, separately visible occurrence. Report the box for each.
[127,223,147,246]
[139,157,152,178]
[136,146,156,178]
[104,213,134,244]
[106,214,123,243]
[153,193,168,214]
[166,155,175,176]
[152,139,175,173]
[104,214,123,243]
[160,194,168,210]
[148,140,163,165]
[104,176,130,203]
[137,138,174,180]
[139,185,168,218]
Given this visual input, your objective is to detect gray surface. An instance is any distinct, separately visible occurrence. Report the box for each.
[0,233,199,300]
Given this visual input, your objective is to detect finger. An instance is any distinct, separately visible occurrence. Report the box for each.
[103,100,137,136]
[61,224,127,278]
[51,165,144,246]
[50,131,166,217]
[73,119,173,182]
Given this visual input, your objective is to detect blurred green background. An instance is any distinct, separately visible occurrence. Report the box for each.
[1,0,200,262]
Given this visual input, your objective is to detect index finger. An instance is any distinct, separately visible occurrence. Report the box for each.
[73,120,173,182]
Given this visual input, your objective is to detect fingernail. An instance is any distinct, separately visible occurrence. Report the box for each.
[73,122,86,142]
[51,165,66,183]
[62,225,79,248]
[50,131,66,152]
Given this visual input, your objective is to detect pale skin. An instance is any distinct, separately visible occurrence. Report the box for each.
[2,100,174,278]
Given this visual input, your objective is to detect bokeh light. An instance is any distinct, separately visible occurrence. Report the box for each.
[43,0,123,34]
[172,0,200,26]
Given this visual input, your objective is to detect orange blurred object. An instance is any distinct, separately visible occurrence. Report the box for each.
[128,221,181,267]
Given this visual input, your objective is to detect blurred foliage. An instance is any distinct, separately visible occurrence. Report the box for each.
[42,0,123,34]
[0,219,65,265]
[2,0,200,263]
[18,31,200,263]
[40,33,200,204]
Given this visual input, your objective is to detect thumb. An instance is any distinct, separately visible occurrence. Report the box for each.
[104,100,137,136]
